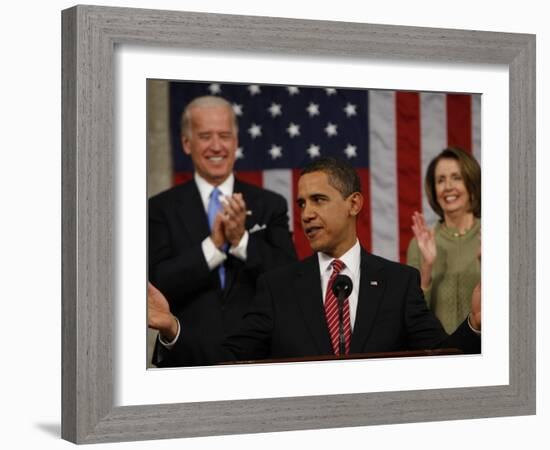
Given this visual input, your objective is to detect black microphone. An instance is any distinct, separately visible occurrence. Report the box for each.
[332,275,353,356]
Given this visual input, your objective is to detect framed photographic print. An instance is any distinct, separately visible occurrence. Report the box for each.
[145,78,483,370]
[62,4,535,444]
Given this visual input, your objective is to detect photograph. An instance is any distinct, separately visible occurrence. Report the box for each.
[1,0,544,448]
[146,79,483,369]
[53,3,537,445]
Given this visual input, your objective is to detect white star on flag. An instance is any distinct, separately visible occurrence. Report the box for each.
[248,123,262,139]
[344,144,357,158]
[307,144,321,158]
[325,122,338,137]
[268,103,282,117]
[208,83,222,94]
[287,122,301,138]
[233,103,243,116]
[172,80,480,264]
[306,102,320,117]
[344,103,357,117]
[269,145,283,160]
[248,85,261,95]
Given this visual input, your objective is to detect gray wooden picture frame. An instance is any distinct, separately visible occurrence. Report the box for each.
[61,4,536,444]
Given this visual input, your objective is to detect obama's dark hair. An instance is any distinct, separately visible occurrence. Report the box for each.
[300,157,361,198]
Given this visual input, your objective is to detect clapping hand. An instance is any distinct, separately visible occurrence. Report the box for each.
[411,211,437,265]
[471,232,481,331]
[470,281,481,331]
[477,230,481,263]
[210,212,226,249]
[221,193,247,247]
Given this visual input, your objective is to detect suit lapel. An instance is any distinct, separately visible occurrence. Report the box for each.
[295,256,333,354]
[221,179,251,294]
[350,250,386,353]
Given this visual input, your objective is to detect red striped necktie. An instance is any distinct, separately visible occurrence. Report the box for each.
[324,259,351,355]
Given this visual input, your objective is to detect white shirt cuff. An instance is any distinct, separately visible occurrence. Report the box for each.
[202,236,227,270]
[158,317,181,349]
[228,231,248,261]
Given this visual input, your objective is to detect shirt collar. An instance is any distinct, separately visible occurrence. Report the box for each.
[317,239,361,275]
[194,172,235,209]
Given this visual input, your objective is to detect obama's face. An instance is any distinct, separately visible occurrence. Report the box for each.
[296,171,363,258]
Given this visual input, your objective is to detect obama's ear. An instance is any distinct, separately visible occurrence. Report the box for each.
[348,191,364,217]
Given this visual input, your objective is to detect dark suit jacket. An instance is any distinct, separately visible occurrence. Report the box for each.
[171,249,480,364]
[149,178,297,366]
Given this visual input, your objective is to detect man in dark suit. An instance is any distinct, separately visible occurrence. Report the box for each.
[148,157,481,364]
[149,95,296,366]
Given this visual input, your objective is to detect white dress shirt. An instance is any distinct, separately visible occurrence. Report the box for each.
[317,239,361,331]
[194,172,249,269]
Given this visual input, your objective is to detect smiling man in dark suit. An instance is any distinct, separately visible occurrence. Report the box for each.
[149,157,481,364]
[148,95,296,367]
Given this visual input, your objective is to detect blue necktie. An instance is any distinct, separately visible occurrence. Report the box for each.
[207,187,226,288]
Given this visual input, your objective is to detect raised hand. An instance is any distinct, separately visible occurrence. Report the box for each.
[210,211,226,249]
[477,229,481,263]
[470,281,481,331]
[411,211,437,266]
[221,193,247,247]
[147,282,178,341]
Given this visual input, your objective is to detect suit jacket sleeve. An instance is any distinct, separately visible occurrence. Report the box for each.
[166,273,274,366]
[221,273,274,361]
[148,196,213,307]
[403,266,480,354]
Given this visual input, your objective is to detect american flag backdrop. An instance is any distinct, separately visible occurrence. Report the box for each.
[168,81,481,263]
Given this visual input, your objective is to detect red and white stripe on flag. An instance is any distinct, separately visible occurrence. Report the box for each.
[369,91,480,263]
[176,90,480,263]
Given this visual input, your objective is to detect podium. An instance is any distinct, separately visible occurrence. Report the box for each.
[219,348,462,365]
